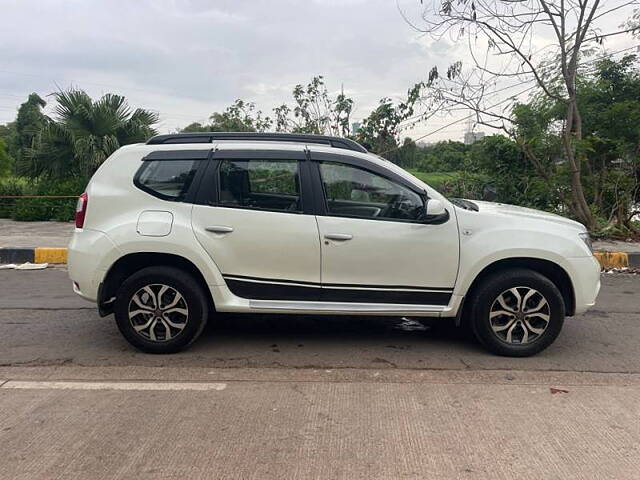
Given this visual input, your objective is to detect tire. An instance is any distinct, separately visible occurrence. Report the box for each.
[114,266,209,354]
[468,268,565,357]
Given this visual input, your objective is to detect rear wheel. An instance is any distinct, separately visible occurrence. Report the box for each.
[114,266,209,353]
[468,269,565,357]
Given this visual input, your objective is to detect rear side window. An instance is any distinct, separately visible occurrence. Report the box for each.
[135,160,198,201]
[218,159,301,212]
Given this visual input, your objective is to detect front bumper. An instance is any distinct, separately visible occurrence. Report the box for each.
[567,255,601,315]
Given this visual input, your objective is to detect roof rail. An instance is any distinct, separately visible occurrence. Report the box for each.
[145,132,368,153]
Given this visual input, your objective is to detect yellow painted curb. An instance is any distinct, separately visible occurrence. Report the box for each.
[34,247,68,264]
[22,248,636,269]
[593,252,628,269]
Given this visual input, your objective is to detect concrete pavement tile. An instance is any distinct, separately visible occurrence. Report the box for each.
[1,381,639,479]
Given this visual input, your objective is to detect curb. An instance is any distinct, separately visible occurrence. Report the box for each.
[593,251,640,270]
[0,247,68,265]
[0,247,638,270]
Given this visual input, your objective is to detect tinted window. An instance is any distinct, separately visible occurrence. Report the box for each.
[218,159,301,212]
[136,160,198,201]
[319,162,424,221]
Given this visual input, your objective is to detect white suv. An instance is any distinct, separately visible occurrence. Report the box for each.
[68,132,601,356]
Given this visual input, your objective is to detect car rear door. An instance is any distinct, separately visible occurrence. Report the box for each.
[191,148,321,300]
[309,151,459,306]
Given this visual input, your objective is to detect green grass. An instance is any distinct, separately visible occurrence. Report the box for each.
[406,170,461,189]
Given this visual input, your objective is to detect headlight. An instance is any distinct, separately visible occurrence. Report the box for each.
[579,232,592,253]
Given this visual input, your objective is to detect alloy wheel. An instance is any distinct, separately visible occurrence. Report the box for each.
[488,287,550,345]
[128,284,189,342]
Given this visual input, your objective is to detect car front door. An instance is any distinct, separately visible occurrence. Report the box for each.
[310,152,459,306]
[191,149,321,300]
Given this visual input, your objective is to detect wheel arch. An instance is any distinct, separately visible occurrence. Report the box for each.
[458,257,575,325]
[98,252,214,317]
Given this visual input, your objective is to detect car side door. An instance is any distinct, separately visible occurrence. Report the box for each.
[309,151,459,305]
[191,148,322,300]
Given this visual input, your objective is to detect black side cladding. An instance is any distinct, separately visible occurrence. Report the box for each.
[223,275,452,304]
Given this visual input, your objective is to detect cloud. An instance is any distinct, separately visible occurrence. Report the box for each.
[1,0,637,144]
[0,0,453,138]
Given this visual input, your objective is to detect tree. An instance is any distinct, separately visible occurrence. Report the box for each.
[182,99,272,133]
[468,135,559,210]
[24,89,158,179]
[412,0,638,230]
[395,137,419,168]
[0,123,16,175]
[0,124,12,139]
[417,140,469,172]
[14,93,46,163]
[564,55,640,231]
[0,122,16,150]
[475,55,640,232]
[183,77,355,137]
[0,138,13,177]
[274,76,354,136]
[356,82,426,157]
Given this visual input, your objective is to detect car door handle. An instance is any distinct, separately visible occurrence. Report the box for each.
[324,233,353,241]
[205,226,234,234]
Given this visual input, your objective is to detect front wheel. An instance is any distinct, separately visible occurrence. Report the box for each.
[468,269,565,357]
[113,266,209,354]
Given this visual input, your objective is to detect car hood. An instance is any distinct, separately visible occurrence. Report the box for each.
[464,200,586,232]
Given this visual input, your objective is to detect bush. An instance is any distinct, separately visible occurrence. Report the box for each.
[440,171,490,200]
[408,169,490,199]
[407,170,461,190]
[0,177,27,218]
[0,177,86,221]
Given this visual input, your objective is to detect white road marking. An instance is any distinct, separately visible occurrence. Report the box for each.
[1,381,227,391]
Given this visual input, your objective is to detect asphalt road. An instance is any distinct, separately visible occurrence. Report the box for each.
[1,268,639,479]
[1,269,639,373]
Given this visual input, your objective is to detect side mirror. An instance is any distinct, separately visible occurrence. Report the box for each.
[422,198,450,224]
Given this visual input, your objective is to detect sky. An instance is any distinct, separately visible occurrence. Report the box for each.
[0,0,637,143]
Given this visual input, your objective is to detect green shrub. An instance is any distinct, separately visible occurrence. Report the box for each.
[440,171,490,200]
[407,170,461,190]
[0,177,27,218]
[408,169,490,199]
[0,177,86,221]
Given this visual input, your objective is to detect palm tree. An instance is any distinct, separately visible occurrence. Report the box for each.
[24,89,158,178]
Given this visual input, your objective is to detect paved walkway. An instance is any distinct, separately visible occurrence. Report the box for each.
[1,369,638,480]
[0,219,73,248]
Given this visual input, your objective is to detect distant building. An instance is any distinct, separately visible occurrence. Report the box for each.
[464,131,485,145]
[351,122,362,135]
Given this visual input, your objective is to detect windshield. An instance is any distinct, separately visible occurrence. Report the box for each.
[371,154,453,204]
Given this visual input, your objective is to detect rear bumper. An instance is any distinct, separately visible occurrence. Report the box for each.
[567,255,601,315]
[68,228,120,303]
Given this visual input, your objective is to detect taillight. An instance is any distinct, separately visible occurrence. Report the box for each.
[75,192,88,228]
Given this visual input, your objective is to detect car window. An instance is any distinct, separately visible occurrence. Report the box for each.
[218,159,302,213]
[319,161,424,221]
[136,160,198,201]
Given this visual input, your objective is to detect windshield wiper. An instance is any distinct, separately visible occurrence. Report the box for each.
[450,198,479,211]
